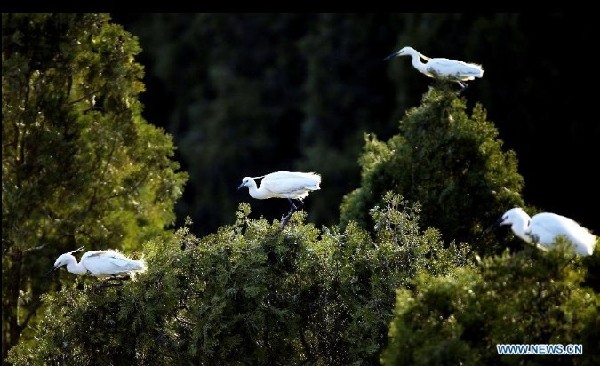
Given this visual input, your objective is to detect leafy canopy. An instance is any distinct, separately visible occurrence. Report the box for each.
[340,82,525,255]
[8,195,470,365]
[382,240,600,366]
[2,13,187,359]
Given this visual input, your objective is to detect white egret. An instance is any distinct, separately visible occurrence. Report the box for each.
[384,46,484,88]
[238,171,321,227]
[52,247,147,278]
[238,170,321,208]
[493,207,596,256]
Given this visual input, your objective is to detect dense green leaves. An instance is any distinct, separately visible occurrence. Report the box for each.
[382,240,600,366]
[2,13,186,359]
[8,195,470,365]
[340,82,525,255]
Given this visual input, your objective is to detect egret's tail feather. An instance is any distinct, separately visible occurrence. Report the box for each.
[128,259,147,280]
[135,259,147,272]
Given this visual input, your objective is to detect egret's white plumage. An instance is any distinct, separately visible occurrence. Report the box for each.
[497,207,596,256]
[385,46,484,87]
[53,248,147,276]
[238,171,321,203]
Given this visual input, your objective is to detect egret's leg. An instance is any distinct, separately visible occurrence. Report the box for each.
[280,210,293,229]
[104,275,126,286]
[93,277,124,290]
[281,201,298,229]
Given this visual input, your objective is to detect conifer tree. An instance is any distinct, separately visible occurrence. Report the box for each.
[8,197,469,365]
[381,242,600,366]
[340,82,525,255]
[2,13,186,359]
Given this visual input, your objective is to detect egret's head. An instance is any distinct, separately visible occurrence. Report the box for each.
[237,177,253,190]
[484,207,526,234]
[384,46,418,61]
[53,253,73,269]
[52,247,83,270]
[497,208,528,227]
[397,46,416,56]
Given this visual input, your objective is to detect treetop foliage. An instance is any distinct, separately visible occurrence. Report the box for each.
[8,194,471,365]
[340,82,525,256]
[381,239,600,366]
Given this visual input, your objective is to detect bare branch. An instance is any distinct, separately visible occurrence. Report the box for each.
[22,244,46,254]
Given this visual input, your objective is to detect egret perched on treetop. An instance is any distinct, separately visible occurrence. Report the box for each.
[384,46,484,88]
[491,207,596,256]
[51,247,147,278]
[238,170,321,209]
[238,171,321,227]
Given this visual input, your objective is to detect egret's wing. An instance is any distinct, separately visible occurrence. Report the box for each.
[81,251,107,260]
[429,58,482,68]
[262,171,321,194]
[533,213,589,244]
[265,171,321,183]
[427,59,483,79]
[82,250,141,275]
[82,250,126,261]
[427,58,459,67]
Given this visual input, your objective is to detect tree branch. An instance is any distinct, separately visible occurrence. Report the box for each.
[22,244,46,254]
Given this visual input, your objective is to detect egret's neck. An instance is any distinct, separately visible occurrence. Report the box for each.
[408,50,427,69]
[66,258,88,275]
[509,216,532,243]
[247,180,268,199]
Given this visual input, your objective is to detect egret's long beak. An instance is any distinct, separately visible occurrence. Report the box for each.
[237,183,245,190]
[383,51,400,61]
[483,218,504,234]
[46,266,59,278]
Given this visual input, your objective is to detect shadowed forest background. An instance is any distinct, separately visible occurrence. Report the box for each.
[110,13,598,236]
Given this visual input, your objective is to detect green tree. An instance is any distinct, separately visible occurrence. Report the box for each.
[8,194,471,365]
[381,240,600,366]
[340,83,525,255]
[2,13,187,360]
